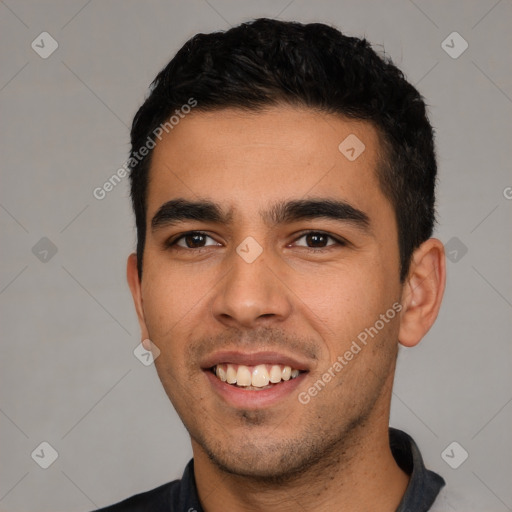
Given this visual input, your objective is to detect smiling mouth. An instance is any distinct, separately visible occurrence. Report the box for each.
[211,363,304,390]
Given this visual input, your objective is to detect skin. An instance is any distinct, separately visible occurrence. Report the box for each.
[127,105,446,511]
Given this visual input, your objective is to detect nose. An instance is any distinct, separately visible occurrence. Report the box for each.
[211,245,292,328]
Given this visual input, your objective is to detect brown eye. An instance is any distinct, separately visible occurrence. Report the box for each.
[169,232,220,249]
[294,232,340,249]
[182,233,207,248]
[306,233,329,247]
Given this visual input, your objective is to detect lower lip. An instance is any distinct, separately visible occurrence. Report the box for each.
[204,370,307,409]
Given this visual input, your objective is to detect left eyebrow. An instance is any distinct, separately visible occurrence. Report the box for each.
[262,198,371,232]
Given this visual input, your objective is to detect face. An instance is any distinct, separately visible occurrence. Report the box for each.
[128,106,404,479]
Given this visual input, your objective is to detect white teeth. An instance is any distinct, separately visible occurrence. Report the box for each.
[269,365,282,383]
[226,365,237,384]
[214,363,302,388]
[251,365,270,387]
[216,365,227,382]
[236,365,252,386]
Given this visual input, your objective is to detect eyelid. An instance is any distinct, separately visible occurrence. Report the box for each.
[166,231,221,249]
[290,230,348,249]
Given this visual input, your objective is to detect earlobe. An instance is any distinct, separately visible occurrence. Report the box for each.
[398,238,446,348]
[126,253,150,339]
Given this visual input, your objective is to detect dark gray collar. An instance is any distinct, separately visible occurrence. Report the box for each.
[391,427,445,511]
[95,428,445,511]
[185,428,445,512]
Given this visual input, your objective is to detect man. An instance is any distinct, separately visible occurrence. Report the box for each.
[100,18,449,511]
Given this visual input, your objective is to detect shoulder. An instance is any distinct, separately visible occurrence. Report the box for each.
[429,484,473,511]
[95,480,178,511]
[94,459,201,512]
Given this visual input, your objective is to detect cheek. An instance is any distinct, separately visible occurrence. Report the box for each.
[140,267,200,392]
[286,259,396,354]
[140,261,195,340]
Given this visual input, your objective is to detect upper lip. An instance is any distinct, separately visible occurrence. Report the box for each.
[201,350,311,371]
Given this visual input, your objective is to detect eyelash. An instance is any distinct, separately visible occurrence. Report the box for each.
[165,230,347,252]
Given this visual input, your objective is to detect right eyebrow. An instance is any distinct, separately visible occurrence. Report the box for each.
[151,199,232,232]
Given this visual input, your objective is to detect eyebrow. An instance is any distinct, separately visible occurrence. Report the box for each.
[151,198,370,232]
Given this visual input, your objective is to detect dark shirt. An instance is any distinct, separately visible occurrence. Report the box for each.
[97,428,445,511]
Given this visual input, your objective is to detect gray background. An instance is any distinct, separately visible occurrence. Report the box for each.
[0,0,511,510]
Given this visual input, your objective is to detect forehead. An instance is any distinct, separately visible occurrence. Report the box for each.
[147,106,392,225]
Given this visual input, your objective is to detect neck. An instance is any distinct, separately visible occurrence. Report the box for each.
[193,402,409,512]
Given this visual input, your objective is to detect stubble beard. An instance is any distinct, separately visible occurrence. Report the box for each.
[188,385,385,487]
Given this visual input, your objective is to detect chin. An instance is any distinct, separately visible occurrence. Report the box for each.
[200,433,332,483]
[211,454,304,481]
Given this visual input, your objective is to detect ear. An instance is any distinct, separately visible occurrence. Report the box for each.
[398,238,446,347]
[127,253,150,341]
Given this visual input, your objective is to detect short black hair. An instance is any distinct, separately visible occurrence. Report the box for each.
[129,18,437,281]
